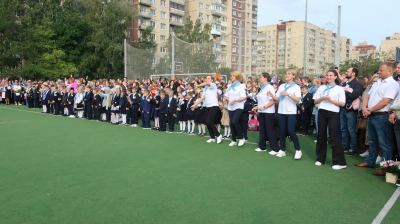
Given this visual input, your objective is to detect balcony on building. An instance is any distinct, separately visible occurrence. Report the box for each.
[252,0,258,6]
[211,28,221,36]
[138,24,148,30]
[170,8,185,17]
[257,35,266,41]
[170,19,184,26]
[140,11,152,19]
[138,0,151,6]
[213,0,227,6]
[211,9,226,17]
[252,23,257,29]
[221,39,227,46]
[172,0,186,5]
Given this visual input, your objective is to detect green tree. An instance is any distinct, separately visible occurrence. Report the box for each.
[175,16,212,44]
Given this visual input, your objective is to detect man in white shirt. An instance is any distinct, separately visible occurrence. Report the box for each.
[356,62,400,176]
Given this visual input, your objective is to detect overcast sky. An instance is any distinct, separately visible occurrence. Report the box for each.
[257,0,398,49]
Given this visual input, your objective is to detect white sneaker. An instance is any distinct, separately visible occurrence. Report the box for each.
[375,156,383,164]
[229,141,237,146]
[216,135,222,144]
[238,139,245,147]
[359,151,369,158]
[276,150,286,157]
[206,139,216,143]
[69,115,75,118]
[314,140,317,143]
[294,150,302,160]
[332,165,347,170]
[255,148,266,152]
[315,161,322,166]
[269,150,278,155]
[313,129,317,134]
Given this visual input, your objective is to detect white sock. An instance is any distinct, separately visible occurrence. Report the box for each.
[201,124,206,134]
[43,105,46,112]
[198,124,201,134]
[122,114,126,123]
[227,127,231,136]
[102,114,106,120]
[191,121,195,133]
[111,113,115,123]
[155,117,159,128]
[224,126,227,136]
[179,121,182,131]
[182,121,186,132]
[188,121,191,132]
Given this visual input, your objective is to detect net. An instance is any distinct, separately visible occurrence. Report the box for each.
[150,73,228,84]
[126,34,224,81]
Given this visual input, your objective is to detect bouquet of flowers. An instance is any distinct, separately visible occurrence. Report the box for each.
[297,98,304,108]
[379,160,400,175]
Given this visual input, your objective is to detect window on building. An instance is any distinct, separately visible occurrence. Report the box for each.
[161,11,166,18]
[238,12,241,17]
[152,58,156,64]
[246,48,249,53]
[247,4,250,9]
[247,22,250,27]
[151,34,156,40]
[233,37,236,43]
[151,0,155,3]
[232,47,236,52]
[206,5,210,10]
[233,1,236,6]
[150,21,156,28]
[206,15,210,20]
[140,19,146,25]
[151,9,155,16]
[246,66,249,71]
[199,3,203,8]
[140,6,146,12]
[161,23,166,30]
[232,56,236,61]
[247,13,250,18]
[288,28,291,31]
[161,0,165,6]
[161,47,166,53]
[199,13,203,19]
[161,35,165,42]
[246,57,249,61]
[233,19,236,25]
[233,10,236,16]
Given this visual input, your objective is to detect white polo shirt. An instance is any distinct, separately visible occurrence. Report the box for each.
[224,83,246,111]
[313,84,345,113]
[201,83,219,107]
[276,83,301,114]
[367,76,399,112]
[257,84,276,113]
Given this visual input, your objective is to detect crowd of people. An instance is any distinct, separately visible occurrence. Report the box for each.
[1,62,400,175]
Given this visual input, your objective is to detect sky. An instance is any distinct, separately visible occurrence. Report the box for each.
[257,0,398,49]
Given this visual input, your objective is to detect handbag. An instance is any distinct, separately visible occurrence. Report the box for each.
[357,117,367,130]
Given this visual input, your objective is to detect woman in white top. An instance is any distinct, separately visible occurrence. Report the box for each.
[267,69,302,159]
[253,73,280,153]
[224,71,247,147]
[191,75,223,144]
[313,69,347,170]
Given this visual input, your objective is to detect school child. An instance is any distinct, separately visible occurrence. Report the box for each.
[241,96,254,141]
[110,86,120,125]
[220,99,231,139]
[141,90,152,129]
[158,90,167,131]
[249,86,259,120]
[298,85,314,136]
[41,85,47,112]
[83,86,93,120]
[61,87,68,116]
[185,92,195,135]
[139,88,146,127]
[32,86,40,109]
[194,90,206,136]
[150,89,161,130]
[126,88,133,125]
[129,86,140,127]
[93,88,102,121]
[119,86,129,125]
[166,90,177,133]
[44,85,52,113]
[51,86,60,115]
[176,92,187,133]
[100,87,111,122]
[74,88,84,118]
[213,90,223,134]
[67,87,75,117]
[26,84,33,108]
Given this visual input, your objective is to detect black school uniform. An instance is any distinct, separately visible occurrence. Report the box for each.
[166,96,177,131]
[299,92,314,135]
[83,91,93,119]
[186,98,195,120]
[177,99,187,121]
[93,94,101,120]
[67,92,75,115]
[241,99,254,139]
[159,96,168,131]
[150,94,160,118]
[32,88,39,108]
[130,92,140,125]
[119,93,128,115]
[51,91,60,115]
[194,101,206,124]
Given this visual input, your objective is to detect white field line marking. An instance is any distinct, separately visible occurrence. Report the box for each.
[372,187,400,224]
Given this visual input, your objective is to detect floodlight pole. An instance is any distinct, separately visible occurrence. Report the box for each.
[172,32,175,76]
[303,0,308,77]
[124,39,127,78]
[336,6,341,68]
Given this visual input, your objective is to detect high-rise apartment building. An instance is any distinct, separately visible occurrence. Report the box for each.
[351,42,379,61]
[256,21,352,76]
[129,0,258,78]
[381,33,400,56]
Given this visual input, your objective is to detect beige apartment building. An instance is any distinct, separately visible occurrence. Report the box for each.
[380,33,400,56]
[351,42,379,61]
[129,0,258,78]
[256,21,352,77]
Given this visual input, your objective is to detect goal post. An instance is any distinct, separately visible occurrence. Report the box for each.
[150,73,228,84]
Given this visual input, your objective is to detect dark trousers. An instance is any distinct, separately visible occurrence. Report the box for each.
[143,111,151,128]
[300,109,312,135]
[316,109,346,165]
[205,106,221,139]
[68,104,75,115]
[53,102,59,115]
[259,113,280,151]
[93,106,99,120]
[127,108,132,124]
[132,108,139,125]
[46,103,50,113]
[278,114,300,151]
[85,104,92,119]
[33,97,39,108]
[167,113,175,131]
[241,119,248,139]
[228,109,243,141]
[27,97,33,108]
[106,108,111,121]
[159,113,166,130]
[393,120,400,160]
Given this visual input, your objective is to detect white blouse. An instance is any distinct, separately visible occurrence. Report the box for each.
[276,83,301,115]
[257,84,276,113]
[224,83,246,111]
[313,84,345,113]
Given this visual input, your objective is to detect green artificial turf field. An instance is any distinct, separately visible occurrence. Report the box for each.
[1,104,399,224]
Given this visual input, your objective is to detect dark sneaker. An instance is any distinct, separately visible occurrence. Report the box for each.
[346,150,357,156]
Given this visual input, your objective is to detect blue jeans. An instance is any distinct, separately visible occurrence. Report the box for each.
[278,114,300,151]
[340,108,358,151]
[365,114,393,166]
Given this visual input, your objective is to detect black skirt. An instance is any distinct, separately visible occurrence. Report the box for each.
[5,90,11,98]
[177,111,187,121]
[187,114,195,120]
[100,106,106,114]
[194,107,206,124]
[76,102,84,111]
[213,109,222,125]
[120,107,127,114]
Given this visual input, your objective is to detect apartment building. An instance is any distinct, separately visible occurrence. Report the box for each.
[351,42,378,61]
[381,33,400,55]
[256,20,352,77]
[129,0,258,78]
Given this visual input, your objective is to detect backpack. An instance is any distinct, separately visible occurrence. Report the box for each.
[248,118,259,131]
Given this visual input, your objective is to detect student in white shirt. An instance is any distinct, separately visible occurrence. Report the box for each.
[268,69,302,159]
[313,69,347,170]
[191,75,223,144]
[253,73,280,153]
[356,62,400,176]
[224,71,247,146]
